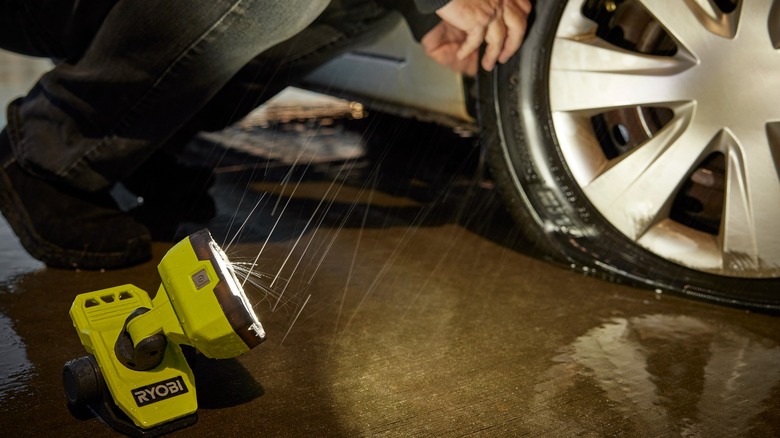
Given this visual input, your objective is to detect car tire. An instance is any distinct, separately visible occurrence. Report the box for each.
[479,0,780,310]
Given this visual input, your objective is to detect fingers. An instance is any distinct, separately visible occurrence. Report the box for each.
[461,51,479,77]
[421,22,477,76]
[498,0,531,64]
[437,0,497,60]
[480,7,507,71]
[434,0,532,72]
[456,27,487,61]
[421,22,447,55]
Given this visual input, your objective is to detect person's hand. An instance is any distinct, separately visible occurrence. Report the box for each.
[421,21,479,76]
[434,0,531,72]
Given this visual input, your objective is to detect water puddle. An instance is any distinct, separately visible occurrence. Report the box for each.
[534,314,780,436]
[0,216,45,286]
[0,312,35,404]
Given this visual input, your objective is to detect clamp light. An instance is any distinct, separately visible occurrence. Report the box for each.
[63,229,265,436]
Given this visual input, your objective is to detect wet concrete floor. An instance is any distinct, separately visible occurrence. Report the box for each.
[1,53,780,437]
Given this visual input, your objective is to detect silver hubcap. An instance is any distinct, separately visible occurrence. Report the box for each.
[549,0,780,278]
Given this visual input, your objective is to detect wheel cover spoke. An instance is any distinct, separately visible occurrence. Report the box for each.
[549,38,695,113]
[583,104,711,239]
[721,124,780,270]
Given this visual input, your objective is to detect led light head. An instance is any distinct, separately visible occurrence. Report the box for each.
[157,229,266,358]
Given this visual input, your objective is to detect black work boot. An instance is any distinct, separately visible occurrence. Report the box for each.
[0,129,151,269]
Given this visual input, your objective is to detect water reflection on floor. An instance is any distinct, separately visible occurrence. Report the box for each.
[0,216,44,284]
[533,314,780,436]
[0,312,34,403]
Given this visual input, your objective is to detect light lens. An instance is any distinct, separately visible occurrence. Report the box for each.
[209,240,266,341]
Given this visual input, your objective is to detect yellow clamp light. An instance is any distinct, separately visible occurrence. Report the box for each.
[63,229,265,436]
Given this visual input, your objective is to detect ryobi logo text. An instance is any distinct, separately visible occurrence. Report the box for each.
[132,376,189,407]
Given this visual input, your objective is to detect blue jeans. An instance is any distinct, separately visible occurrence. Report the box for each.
[1,0,395,192]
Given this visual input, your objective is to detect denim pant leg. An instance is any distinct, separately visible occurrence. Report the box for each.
[0,0,118,60]
[162,0,398,144]
[5,0,329,192]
